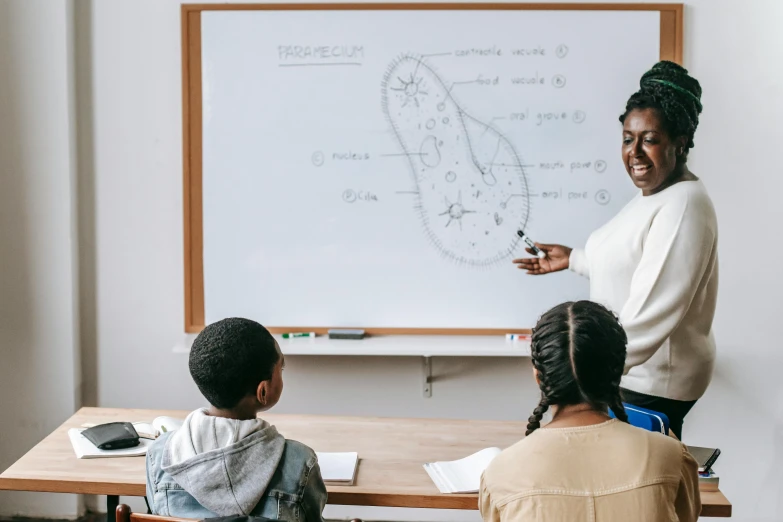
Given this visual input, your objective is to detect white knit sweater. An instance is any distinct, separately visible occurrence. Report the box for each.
[569,180,718,401]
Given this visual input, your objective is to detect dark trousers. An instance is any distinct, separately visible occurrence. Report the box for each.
[620,388,697,440]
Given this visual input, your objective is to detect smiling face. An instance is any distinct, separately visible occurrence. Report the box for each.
[622,108,687,196]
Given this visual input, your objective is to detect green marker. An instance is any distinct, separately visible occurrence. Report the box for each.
[282,332,316,339]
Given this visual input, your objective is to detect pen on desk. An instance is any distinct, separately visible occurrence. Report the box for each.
[282,332,316,339]
[517,230,546,259]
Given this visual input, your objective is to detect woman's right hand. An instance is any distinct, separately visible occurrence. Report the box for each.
[512,244,572,275]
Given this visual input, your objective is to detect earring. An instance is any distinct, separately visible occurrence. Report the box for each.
[677,147,684,156]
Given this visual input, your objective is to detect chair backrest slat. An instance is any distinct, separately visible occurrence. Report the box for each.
[117,504,199,522]
[117,502,363,522]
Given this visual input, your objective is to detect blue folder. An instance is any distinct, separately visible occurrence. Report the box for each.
[609,403,670,435]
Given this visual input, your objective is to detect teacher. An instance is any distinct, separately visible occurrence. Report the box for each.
[514,61,718,439]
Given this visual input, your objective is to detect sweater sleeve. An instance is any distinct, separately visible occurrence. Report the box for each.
[620,193,716,371]
[569,248,590,278]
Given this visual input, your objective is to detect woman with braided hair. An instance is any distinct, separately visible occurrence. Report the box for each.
[479,301,700,522]
[514,61,718,439]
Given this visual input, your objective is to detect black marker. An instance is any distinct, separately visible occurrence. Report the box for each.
[517,230,546,259]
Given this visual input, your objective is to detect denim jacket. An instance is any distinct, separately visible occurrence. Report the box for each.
[145,410,327,522]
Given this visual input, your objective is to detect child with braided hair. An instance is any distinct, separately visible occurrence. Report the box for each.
[479,301,700,522]
[514,61,718,439]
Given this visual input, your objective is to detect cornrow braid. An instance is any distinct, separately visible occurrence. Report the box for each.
[526,305,583,435]
[620,61,703,157]
[606,323,630,424]
[609,391,629,424]
[525,397,549,436]
[526,328,549,435]
[525,301,629,436]
[566,305,586,403]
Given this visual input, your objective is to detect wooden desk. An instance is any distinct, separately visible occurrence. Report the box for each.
[0,408,731,519]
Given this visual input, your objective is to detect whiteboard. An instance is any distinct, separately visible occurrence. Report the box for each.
[193,7,663,332]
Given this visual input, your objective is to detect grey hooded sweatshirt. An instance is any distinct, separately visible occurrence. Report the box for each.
[146,409,327,521]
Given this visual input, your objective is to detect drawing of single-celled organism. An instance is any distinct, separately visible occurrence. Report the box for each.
[382,54,530,267]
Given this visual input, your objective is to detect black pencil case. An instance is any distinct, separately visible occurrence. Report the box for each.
[81,422,140,450]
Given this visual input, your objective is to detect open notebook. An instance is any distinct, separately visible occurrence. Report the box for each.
[131,416,185,437]
[424,447,502,494]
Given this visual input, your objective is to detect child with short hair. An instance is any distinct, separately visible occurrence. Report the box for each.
[146,318,326,521]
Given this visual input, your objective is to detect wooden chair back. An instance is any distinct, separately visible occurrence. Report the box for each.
[116,503,363,522]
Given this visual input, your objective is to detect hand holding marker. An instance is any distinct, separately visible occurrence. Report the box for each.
[517,230,547,259]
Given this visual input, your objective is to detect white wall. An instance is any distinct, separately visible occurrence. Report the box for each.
[0,0,781,520]
[82,1,783,521]
[0,0,82,518]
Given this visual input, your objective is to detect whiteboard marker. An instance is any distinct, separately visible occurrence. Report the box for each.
[506,333,531,341]
[517,230,547,259]
[282,332,315,339]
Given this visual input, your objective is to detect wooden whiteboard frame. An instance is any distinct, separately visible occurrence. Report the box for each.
[182,3,684,334]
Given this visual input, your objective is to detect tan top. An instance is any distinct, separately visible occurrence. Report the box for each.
[479,419,701,522]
